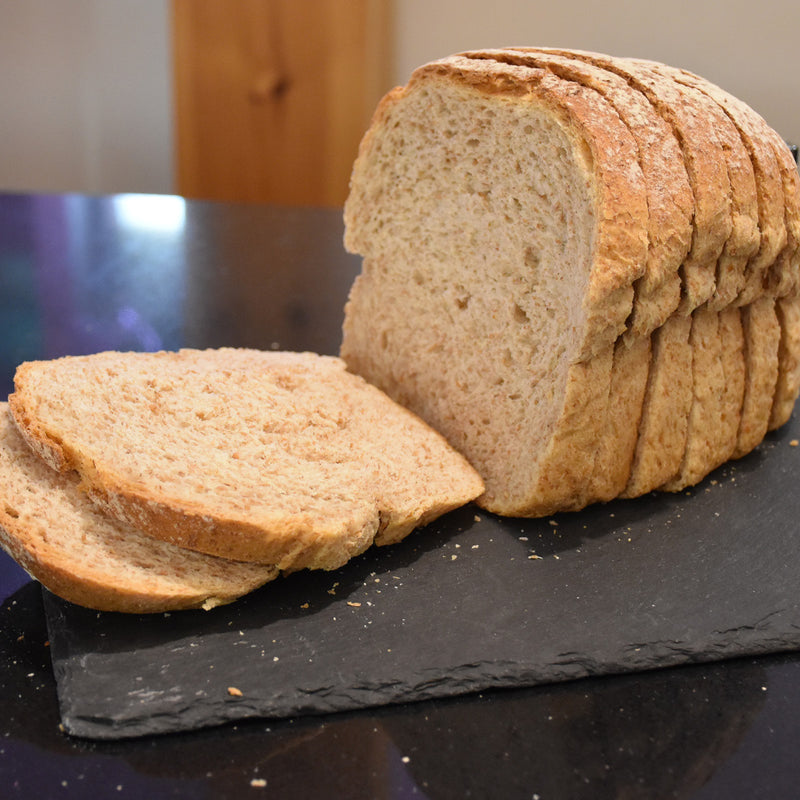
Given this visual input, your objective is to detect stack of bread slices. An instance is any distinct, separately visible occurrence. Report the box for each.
[341,48,800,517]
[0,350,484,612]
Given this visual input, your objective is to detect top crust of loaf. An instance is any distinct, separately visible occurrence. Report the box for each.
[9,349,484,571]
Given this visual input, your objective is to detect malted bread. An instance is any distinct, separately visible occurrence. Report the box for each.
[0,405,279,613]
[645,60,788,306]
[621,314,693,497]
[772,295,800,429]
[342,47,800,516]
[734,297,781,457]
[630,57,760,312]
[9,349,484,571]
[549,49,733,315]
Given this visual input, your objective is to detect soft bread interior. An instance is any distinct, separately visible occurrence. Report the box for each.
[343,76,597,509]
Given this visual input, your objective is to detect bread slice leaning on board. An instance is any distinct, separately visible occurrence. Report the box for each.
[341,47,800,517]
[3,349,484,612]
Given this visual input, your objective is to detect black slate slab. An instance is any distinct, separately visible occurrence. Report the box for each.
[44,416,800,740]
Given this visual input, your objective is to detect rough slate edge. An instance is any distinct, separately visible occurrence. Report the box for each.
[44,416,800,740]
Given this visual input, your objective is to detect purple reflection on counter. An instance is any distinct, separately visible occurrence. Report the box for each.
[0,553,32,603]
[1,192,186,397]
[29,193,185,358]
[117,306,164,352]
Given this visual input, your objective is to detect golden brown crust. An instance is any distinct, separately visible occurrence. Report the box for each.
[622,314,694,497]
[588,334,651,502]
[734,297,781,457]
[718,306,747,461]
[668,66,788,305]
[547,49,733,316]
[770,294,800,429]
[662,306,727,491]
[632,59,760,312]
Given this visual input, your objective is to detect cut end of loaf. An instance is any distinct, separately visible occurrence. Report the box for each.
[343,68,595,511]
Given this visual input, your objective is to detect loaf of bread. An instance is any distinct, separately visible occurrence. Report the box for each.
[341,48,800,516]
[0,404,279,612]
[7,349,484,576]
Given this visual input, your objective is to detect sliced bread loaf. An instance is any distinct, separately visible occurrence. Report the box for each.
[8,349,484,570]
[342,52,649,515]
[0,405,279,613]
[342,48,799,515]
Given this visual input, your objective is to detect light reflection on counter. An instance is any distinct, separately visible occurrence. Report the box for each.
[112,194,186,235]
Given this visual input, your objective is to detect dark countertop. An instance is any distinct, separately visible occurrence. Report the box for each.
[2,191,800,798]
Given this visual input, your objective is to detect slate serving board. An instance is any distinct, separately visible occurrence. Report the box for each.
[42,413,800,740]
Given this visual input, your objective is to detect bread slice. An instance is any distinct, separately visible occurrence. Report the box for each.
[8,349,484,570]
[661,306,727,491]
[718,305,747,460]
[666,65,788,305]
[589,334,651,501]
[342,53,649,515]
[543,49,733,316]
[0,405,279,613]
[629,58,760,311]
[621,314,693,497]
[734,297,781,457]
[465,47,692,339]
[771,294,800,429]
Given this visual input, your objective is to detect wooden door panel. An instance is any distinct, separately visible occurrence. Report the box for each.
[172,0,392,206]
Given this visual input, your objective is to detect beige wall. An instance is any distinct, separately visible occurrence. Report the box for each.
[0,0,171,195]
[0,0,797,196]
[394,0,800,146]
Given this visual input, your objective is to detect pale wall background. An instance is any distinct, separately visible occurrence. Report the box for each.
[1,0,798,197]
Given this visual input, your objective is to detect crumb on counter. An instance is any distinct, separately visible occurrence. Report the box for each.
[227,686,243,697]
